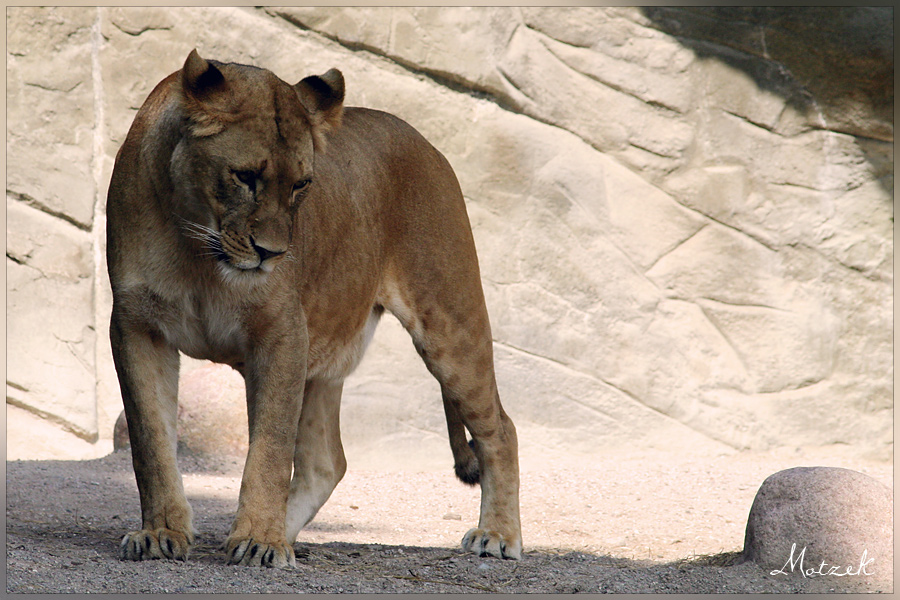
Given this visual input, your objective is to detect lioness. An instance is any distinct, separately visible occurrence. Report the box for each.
[106,50,521,567]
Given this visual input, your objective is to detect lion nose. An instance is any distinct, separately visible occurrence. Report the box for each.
[250,238,286,262]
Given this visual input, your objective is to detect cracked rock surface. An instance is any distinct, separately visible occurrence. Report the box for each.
[6,7,892,462]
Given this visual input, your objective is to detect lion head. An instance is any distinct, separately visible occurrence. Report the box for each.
[168,50,344,280]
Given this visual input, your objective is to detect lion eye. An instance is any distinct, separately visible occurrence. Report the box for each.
[291,178,312,203]
[233,170,258,191]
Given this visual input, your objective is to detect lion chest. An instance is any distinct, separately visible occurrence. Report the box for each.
[151,291,247,366]
[130,281,383,379]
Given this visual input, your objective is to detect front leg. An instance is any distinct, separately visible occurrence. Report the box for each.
[284,378,347,542]
[111,308,195,561]
[225,313,307,569]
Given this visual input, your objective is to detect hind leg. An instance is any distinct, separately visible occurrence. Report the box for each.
[284,378,347,543]
[387,288,522,559]
[446,357,522,560]
[377,147,521,558]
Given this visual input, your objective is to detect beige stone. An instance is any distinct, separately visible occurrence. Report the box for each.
[6,6,892,464]
[664,165,753,223]
[269,7,519,100]
[7,199,97,439]
[663,159,892,283]
[696,111,873,193]
[491,331,735,457]
[528,12,695,114]
[522,7,695,74]
[816,180,893,277]
[175,364,248,457]
[647,224,782,305]
[6,404,112,461]
[693,55,789,130]
[267,7,392,51]
[386,7,517,94]
[7,199,92,280]
[7,7,97,228]
[498,25,696,162]
[698,299,839,394]
[341,316,450,471]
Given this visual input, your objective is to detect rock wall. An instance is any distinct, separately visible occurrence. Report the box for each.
[6,7,892,464]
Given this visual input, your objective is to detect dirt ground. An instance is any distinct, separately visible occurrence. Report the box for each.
[5,448,892,593]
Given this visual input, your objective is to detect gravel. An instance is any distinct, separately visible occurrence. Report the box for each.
[6,448,891,593]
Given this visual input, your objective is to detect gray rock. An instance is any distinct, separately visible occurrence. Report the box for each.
[176,363,248,457]
[113,363,248,458]
[743,467,893,586]
[112,410,129,451]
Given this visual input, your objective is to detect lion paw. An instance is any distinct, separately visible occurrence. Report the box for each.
[120,528,192,561]
[461,528,522,560]
[225,536,296,569]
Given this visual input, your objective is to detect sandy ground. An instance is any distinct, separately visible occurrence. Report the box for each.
[5,448,892,593]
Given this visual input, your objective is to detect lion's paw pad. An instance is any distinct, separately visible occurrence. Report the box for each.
[120,529,192,561]
[225,537,296,569]
[461,528,522,560]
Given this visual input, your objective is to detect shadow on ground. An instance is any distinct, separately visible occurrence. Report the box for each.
[5,453,881,593]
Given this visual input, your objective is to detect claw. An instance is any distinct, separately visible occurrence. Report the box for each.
[461,528,522,560]
[120,528,191,562]
[226,537,296,569]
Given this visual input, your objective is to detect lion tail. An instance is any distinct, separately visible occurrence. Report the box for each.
[443,392,480,485]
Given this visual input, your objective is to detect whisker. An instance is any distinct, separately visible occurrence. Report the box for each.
[173,213,219,237]
[183,231,213,243]
[172,213,227,260]
[182,225,217,240]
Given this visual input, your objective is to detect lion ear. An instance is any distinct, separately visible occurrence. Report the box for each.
[294,68,345,151]
[180,49,229,136]
[182,49,225,97]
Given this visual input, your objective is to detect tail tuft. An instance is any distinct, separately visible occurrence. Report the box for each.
[454,439,480,485]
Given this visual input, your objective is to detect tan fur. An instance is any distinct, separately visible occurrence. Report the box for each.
[107,50,521,568]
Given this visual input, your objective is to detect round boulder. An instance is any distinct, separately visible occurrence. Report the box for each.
[742,466,892,588]
[113,362,249,458]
